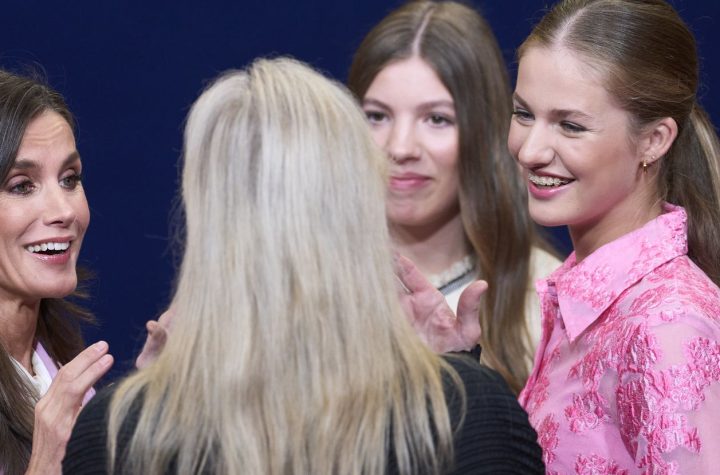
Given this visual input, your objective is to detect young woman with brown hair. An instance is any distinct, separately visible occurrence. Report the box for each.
[511,0,720,471]
[348,0,560,394]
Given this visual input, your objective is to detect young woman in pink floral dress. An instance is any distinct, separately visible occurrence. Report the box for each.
[508,0,720,473]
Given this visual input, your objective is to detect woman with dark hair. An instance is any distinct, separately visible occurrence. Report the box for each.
[510,0,720,471]
[348,0,560,395]
[0,71,113,475]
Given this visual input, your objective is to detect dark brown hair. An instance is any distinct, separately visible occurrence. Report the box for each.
[348,0,551,393]
[519,0,720,286]
[0,70,94,475]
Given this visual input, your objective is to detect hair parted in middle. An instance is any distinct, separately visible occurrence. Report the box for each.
[348,0,549,394]
[0,70,93,475]
[107,57,460,475]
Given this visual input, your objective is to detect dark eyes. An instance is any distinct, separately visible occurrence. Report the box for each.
[364,110,387,124]
[363,110,454,127]
[427,114,453,126]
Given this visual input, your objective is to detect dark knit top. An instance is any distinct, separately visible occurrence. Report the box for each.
[63,356,543,474]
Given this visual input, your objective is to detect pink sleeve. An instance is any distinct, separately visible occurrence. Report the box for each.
[615,316,720,474]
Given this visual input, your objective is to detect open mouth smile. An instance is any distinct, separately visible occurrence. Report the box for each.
[528,172,573,188]
[25,241,71,255]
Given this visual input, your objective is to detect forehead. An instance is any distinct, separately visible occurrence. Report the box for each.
[367,56,453,103]
[19,111,75,148]
[12,111,78,171]
[516,46,614,111]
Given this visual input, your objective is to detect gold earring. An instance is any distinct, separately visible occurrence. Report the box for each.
[642,160,648,173]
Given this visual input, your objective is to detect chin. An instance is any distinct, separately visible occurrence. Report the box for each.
[40,279,79,299]
[528,205,571,228]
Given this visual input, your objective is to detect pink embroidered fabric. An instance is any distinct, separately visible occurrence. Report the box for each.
[519,204,720,474]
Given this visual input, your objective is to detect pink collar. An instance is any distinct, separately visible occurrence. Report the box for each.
[541,203,688,342]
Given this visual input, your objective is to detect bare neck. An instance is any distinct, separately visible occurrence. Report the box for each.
[391,212,470,277]
[571,195,663,263]
[0,296,40,374]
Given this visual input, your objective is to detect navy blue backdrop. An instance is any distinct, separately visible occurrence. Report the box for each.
[1,1,718,379]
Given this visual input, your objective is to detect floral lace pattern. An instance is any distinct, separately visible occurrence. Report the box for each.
[520,205,720,474]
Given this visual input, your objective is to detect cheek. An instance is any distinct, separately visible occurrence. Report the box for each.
[74,193,91,231]
[368,126,389,152]
[426,131,459,169]
[507,124,524,158]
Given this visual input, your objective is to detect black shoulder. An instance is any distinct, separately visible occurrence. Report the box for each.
[63,385,116,474]
[441,355,545,474]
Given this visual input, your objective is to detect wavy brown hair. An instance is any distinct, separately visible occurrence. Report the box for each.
[519,0,720,287]
[348,0,550,393]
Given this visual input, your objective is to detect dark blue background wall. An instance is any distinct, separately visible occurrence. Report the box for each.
[2,1,718,379]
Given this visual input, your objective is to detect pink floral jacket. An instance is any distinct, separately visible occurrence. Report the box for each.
[519,204,720,474]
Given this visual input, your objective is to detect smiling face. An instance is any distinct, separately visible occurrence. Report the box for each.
[508,46,656,252]
[0,111,89,304]
[362,57,460,230]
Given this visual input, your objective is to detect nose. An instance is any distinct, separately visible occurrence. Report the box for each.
[386,118,419,163]
[42,184,77,227]
[514,122,555,169]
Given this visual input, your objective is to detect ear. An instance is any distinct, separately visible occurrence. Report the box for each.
[638,117,678,166]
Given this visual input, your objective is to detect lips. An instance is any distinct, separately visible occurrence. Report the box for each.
[24,238,74,265]
[389,173,431,191]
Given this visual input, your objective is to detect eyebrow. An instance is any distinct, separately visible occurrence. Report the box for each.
[513,92,593,121]
[12,151,81,171]
[362,97,455,111]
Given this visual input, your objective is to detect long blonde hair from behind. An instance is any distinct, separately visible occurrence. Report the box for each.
[107,58,459,474]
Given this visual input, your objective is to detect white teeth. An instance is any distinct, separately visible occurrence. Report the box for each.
[529,172,571,187]
[25,242,70,253]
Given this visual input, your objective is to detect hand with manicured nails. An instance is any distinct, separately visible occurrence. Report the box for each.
[25,341,113,475]
[394,254,486,353]
[135,308,174,370]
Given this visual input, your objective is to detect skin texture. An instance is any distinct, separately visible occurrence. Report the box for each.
[0,111,113,475]
[508,46,676,261]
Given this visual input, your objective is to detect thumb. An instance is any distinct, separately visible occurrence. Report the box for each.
[456,280,487,344]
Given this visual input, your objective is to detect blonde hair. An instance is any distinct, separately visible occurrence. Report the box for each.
[107,57,458,474]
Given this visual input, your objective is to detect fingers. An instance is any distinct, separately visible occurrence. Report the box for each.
[456,280,487,347]
[29,343,113,473]
[394,254,432,294]
[52,341,113,398]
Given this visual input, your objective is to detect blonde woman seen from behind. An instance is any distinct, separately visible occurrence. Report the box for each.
[63,58,543,474]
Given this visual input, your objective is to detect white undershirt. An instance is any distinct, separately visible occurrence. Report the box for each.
[10,349,53,398]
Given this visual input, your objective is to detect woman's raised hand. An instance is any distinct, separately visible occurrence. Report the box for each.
[394,254,486,353]
[26,341,113,475]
